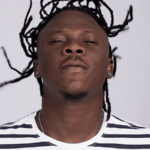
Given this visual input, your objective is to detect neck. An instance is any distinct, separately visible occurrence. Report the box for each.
[35,88,104,143]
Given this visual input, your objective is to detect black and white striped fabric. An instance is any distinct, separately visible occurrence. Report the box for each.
[0,110,150,150]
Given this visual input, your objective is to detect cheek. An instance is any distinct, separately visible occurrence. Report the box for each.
[93,54,107,76]
[38,45,58,78]
[91,45,108,68]
[89,48,108,85]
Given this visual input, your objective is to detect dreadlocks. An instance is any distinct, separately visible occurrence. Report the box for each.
[0,0,133,122]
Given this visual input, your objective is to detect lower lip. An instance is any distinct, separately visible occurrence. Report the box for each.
[62,66,88,73]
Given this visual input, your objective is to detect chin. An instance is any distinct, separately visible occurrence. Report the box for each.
[59,89,89,102]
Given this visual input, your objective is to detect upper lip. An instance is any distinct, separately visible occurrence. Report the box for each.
[61,61,88,70]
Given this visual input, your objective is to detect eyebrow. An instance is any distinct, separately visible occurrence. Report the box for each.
[49,30,93,34]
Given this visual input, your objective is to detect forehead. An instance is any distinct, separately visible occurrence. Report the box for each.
[38,10,107,38]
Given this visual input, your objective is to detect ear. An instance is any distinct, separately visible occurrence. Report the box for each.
[33,59,41,78]
[107,58,114,79]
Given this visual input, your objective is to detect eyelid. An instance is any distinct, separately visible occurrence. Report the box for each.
[84,40,96,43]
[50,40,64,43]
[50,39,96,44]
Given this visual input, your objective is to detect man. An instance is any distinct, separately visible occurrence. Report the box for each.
[0,0,150,149]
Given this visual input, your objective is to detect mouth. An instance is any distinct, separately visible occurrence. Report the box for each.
[62,66,88,73]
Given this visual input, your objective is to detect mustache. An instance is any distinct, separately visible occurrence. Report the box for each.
[60,55,86,67]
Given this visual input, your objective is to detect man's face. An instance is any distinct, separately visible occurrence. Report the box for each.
[35,10,112,99]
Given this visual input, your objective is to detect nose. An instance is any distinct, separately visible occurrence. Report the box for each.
[62,42,86,56]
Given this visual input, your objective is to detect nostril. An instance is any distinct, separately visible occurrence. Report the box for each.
[66,49,72,53]
[65,49,83,53]
[77,49,82,53]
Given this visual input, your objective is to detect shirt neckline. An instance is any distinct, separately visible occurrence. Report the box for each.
[29,109,109,150]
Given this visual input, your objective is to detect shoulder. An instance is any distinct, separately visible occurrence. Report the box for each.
[98,113,150,147]
[0,111,37,135]
[110,114,149,130]
[104,113,150,141]
[0,111,45,149]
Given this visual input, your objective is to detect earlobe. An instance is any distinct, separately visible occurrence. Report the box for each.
[33,59,40,78]
[107,58,114,79]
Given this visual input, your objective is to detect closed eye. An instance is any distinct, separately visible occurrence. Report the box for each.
[84,41,95,43]
[50,40,96,44]
[50,40,63,43]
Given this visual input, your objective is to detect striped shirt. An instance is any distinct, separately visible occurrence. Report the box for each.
[0,110,150,150]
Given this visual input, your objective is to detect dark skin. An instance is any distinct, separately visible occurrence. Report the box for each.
[33,10,114,143]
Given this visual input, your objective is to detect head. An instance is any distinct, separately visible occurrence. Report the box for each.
[33,8,113,102]
[0,0,133,122]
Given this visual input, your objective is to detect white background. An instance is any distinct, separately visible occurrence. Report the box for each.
[0,0,150,128]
